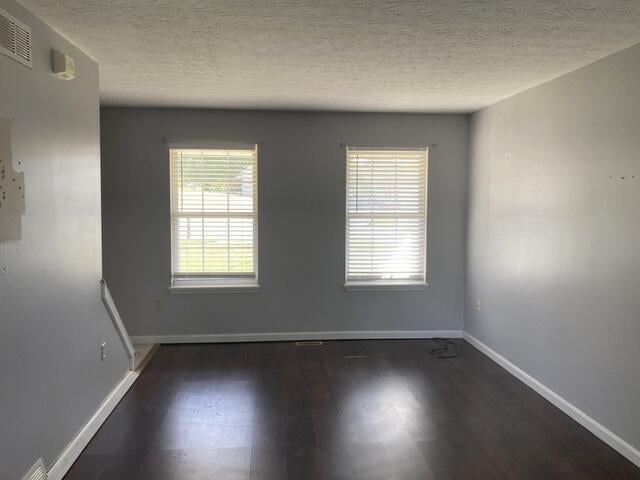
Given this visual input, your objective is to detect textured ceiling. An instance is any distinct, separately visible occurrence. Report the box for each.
[17,0,640,112]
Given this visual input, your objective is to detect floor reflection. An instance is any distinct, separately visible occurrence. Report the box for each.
[65,342,640,480]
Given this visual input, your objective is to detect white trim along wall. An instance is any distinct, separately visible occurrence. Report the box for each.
[464,333,640,468]
[130,330,464,344]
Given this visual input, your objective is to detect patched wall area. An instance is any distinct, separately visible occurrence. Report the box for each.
[0,119,25,242]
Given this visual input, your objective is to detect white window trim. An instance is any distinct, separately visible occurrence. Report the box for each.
[170,287,260,294]
[344,146,429,291]
[344,280,429,292]
[170,281,260,295]
[168,143,259,292]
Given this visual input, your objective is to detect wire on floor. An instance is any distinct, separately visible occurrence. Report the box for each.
[428,338,462,358]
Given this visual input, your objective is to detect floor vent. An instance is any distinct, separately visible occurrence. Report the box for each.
[22,459,47,480]
[295,340,323,346]
[0,8,33,68]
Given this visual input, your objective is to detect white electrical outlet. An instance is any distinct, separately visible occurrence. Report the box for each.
[100,342,107,361]
[476,300,482,311]
[155,297,166,310]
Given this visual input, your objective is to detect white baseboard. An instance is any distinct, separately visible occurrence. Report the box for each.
[46,370,140,480]
[463,332,640,468]
[131,329,463,344]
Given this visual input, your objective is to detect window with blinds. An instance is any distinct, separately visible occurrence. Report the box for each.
[170,146,258,288]
[345,147,428,287]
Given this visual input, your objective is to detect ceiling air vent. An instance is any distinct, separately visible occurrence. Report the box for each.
[22,459,47,480]
[0,8,33,68]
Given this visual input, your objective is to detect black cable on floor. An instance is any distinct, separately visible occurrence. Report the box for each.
[428,338,462,358]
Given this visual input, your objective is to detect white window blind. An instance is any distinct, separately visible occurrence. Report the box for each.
[170,147,258,286]
[345,147,428,285]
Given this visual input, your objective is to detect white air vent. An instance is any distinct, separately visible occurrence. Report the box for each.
[22,459,47,480]
[0,8,32,68]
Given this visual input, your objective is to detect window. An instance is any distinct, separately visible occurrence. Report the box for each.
[169,146,258,292]
[345,147,428,290]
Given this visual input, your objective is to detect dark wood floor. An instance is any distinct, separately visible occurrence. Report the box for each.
[65,340,640,480]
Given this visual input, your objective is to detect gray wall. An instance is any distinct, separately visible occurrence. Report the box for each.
[0,1,130,478]
[101,109,469,337]
[467,43,640,452]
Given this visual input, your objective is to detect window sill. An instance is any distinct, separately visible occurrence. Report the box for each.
[344,281,429,292]
[169,283,260,294]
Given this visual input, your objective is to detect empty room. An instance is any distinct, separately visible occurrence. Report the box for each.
[1,0,639,479]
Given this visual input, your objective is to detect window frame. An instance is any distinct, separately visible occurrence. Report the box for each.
[344,146,429,291]
[167,142,260,294]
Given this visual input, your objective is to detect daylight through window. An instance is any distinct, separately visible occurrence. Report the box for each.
[170,146,258,287]
[345,147,428,287]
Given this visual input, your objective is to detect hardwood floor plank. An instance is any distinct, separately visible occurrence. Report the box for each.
[64,340,640,480]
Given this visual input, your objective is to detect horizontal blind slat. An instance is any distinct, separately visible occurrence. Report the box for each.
[346,147,428,282]
[170,147,258,277]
